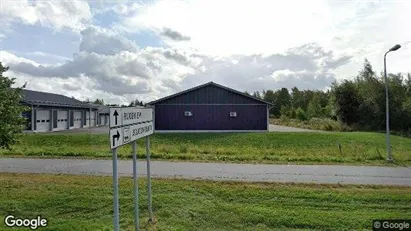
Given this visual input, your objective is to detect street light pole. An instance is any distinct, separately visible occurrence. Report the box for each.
[383,44,401,162]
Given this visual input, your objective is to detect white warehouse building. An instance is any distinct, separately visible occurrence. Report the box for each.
[20,89,102,132]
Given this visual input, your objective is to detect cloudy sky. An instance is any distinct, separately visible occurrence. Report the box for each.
[0,0,410,105]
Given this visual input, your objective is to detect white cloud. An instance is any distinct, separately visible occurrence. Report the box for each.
[8,70,129,105]
[2,34,349,105]
[118,0,334,55]
[117,0,411,76]
[0,27,203,103]
[79,26,139,55]
[2,0,411,105]
[0,0,92,33]
[0,51,40,66]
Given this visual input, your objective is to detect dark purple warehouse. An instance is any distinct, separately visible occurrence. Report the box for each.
[147,82,272,132]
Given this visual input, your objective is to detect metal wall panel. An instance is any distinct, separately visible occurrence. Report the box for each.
[155,105,267,130]
[70,110,74,127]
[53,110,58,129]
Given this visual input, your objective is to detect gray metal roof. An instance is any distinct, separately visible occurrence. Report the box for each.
[96,105,110,114]
[21,89,99,109]
[147,81,273,105]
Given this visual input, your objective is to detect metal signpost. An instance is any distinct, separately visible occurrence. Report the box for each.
[109,107,154,231]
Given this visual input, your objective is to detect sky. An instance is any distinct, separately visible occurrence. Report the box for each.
[0,0,410,105]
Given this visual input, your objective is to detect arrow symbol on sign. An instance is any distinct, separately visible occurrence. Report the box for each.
[113,110,119,125]
[112,130,120,147]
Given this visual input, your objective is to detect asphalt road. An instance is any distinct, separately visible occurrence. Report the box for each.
[1,158,410,186]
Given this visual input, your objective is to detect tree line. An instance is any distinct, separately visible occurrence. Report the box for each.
[245,59,411,134]
[78,98,145,107]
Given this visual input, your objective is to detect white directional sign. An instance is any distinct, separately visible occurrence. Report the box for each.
[124,121,153,143]
[110,127,123,149]
[110,121,153,149]
[109,107,153,128]
[109,107,153,149]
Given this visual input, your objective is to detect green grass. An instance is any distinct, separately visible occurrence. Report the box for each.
[270,118,352,132]
[1,132,411,165]
[0,173,410,230]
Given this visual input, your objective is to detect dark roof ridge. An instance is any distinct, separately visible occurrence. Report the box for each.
[147,81,272,105]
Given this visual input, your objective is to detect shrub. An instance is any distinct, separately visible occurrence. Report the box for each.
[295,108,308,121]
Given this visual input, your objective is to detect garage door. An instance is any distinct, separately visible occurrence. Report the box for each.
[36,110,50,132]
[85,111,90,127]
[90,111,96,127]
[73,111,82,128]
[57,111,68,130]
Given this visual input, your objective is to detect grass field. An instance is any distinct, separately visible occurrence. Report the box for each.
[1,132,410,165]
[0,173,410,230]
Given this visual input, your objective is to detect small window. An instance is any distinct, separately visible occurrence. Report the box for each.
[36,120,40,123]
[46,120,50,122]
[230,112,237,117]
[184,111,193,117]
[41,120,45,122]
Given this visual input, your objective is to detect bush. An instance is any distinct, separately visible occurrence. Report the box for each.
[289,107,297,119]
[295,108,308,121]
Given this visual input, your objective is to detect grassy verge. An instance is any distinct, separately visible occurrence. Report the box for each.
[1,173,410,230]
[0,132,410,166]
[270,118,351,132]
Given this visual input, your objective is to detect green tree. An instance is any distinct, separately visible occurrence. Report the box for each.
[93,98,105,105]
[333,80,360,125]
[280,105,292,118]
[291,87,302,109]
[263,90,277,116]
[307,94,322,118]
[277,88,291,107]
[129,99,144,107]
[324,93,337,119]
[0,62,30,150]
[252,91,262,99]
[405,73,411,97]
[402,98,411,133]
[387,73,408,131]
[355,60,384,129]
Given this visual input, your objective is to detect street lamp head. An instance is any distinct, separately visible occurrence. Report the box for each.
[389,44,401,52]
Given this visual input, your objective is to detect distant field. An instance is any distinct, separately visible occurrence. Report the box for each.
[1,132,410,165]
[1,173,410,230]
